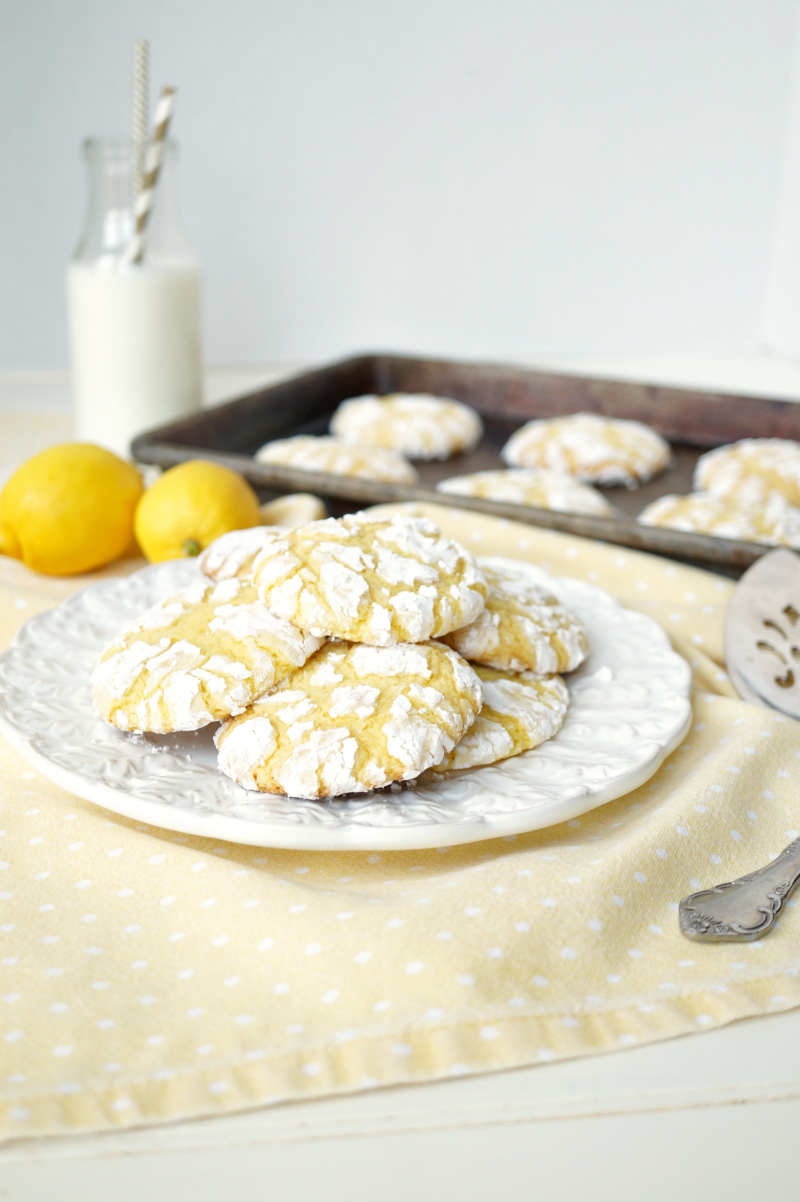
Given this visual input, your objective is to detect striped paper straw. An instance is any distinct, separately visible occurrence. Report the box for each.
[122,84,176,265]
[131,39,149,203]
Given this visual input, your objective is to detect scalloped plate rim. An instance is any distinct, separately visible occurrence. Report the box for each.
[0,557,693,851]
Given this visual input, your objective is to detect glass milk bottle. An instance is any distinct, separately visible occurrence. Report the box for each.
[68,138,202,459]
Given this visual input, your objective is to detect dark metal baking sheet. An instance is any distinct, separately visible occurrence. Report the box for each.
[131,352,800,574]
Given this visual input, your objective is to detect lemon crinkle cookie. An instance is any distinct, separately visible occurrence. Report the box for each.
[252,512,487,645]
[436,468,614,516]
[440,559,588,674]
[254,435,418,484]
[427,665,569,774]
[502,412,670,487]
[695,438,800,508]
[330,393,483,460]
[215,641,482,798]
[638,491,800,548]
[92,576,324,733]
[259,493,327,528]
[199,526,288,583]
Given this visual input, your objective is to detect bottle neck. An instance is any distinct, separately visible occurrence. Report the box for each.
[73,137,196,269]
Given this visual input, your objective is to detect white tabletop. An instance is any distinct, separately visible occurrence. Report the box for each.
[2,350,799,1201]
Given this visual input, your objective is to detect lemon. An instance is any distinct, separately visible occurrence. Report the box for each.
[0,443,143,576]
[135,459,262,562]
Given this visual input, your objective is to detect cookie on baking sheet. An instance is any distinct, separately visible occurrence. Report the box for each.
[694,438,800,508]
[251,512,487,646]
[436,468,614,517]
[254,435,418,484]
[91,576,324,734]
[199,526,288,583]
[426,665,569,775]
[439,559,588,675]
[215,640,482,798]
[501,412,670,487]
[638,491,800,548]
[330,393,483,460]
[260,493,327,528]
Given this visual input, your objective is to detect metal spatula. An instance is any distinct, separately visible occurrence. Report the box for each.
[680,548,800,941]
[724,547,800,720]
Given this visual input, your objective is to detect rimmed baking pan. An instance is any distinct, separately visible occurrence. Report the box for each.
[131,352,800,573]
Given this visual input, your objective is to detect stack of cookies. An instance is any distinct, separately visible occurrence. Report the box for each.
[91,513,588,800]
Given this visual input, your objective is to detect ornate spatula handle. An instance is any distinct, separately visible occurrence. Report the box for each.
[679,836,800,941]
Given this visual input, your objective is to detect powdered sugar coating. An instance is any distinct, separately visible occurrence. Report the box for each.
[502,412,670,487]
[259,493,327,528]
[92,578,324,734]
[427,665,569,774]
[215,641,482,798]
[440,559,588,674]
[330,393,483,460]
[695,438,800,508]
[437,468,614,516]
[252,512,487,646]
[254,435,418,484]
[638,490,800,548]
[199,526,288,584]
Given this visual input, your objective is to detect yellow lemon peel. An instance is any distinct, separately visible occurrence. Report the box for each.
[134,459,262,563]
[0,443,143,576]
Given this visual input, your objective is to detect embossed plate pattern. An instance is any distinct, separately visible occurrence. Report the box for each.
[0,557,692,850]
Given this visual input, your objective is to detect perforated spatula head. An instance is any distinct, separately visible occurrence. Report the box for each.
[724,547,800,719]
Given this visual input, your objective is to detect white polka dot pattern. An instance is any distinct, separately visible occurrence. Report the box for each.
[1,499,797,1145]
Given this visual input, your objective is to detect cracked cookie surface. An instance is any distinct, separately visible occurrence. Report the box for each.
[330,393,482,460]
[502,412,669,487]
[426,664,569,774]
[440,559,587,674]
[695,438,800,508]
[92,576,323,733]
[215,640,482,798]
[199,526,288,583]
[259,493,327,528]
[638,491,800,548]
[437,468,614,516]
[251,512,487,645]
[254,434,418,483]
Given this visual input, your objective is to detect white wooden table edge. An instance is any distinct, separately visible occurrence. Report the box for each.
[3,1007,800,1162]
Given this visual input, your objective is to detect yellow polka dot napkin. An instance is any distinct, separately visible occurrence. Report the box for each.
[2,503,800,1143]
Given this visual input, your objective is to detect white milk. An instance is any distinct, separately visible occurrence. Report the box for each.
[68,262,202,459]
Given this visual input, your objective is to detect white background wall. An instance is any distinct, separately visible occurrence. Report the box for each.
[2,0,799,370]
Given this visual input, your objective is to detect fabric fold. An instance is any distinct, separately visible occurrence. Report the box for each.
[1,505,798,1143]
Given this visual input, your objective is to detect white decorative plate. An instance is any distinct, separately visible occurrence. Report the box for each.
[0,557,691,851]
